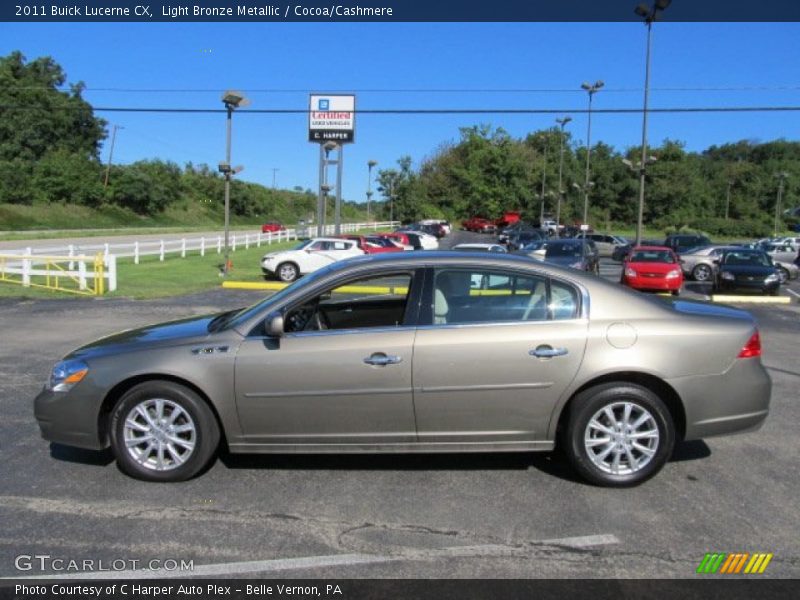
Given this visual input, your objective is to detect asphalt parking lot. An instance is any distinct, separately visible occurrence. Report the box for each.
[0,231,798,579]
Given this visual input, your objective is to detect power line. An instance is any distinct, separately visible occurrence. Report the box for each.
[11,85,800,94]
[2,105,800,114]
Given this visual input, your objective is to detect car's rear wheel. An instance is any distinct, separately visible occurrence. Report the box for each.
[110,381,220,482]
[564,383,675,487]
[276,262,299,282]
[692,264,712,282]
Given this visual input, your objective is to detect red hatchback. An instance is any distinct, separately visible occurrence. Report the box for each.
[621,246,684,296]
[261,222,285,233]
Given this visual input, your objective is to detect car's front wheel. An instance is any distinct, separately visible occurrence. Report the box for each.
[692,264,712,282]
[563,383,675,487]
[777,266,789,284]
[276,262,299,282]
[110,381,220,482]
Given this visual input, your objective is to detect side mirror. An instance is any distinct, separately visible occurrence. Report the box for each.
[266,313,284,337]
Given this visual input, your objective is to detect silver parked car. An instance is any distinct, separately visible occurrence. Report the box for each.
[35,252,770,487]
[679,245,735,282]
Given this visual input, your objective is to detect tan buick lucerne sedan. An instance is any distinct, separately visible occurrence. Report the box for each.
[34,252,770,486]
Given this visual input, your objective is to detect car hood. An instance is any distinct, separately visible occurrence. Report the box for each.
[627,262,680,274]
[66,313,228,360]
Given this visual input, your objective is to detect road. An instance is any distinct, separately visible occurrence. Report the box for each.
[0,231,798,579]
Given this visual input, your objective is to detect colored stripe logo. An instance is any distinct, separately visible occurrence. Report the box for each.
[696,552,773,574]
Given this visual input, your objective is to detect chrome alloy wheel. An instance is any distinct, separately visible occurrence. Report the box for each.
[123,398,196,471]
[584,401,660,475]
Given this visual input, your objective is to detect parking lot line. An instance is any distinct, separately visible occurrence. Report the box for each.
[4,534,620,579]
[711,295,792,304]
[786,288,800,300]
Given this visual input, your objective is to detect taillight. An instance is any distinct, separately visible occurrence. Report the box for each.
[737,331,761,359]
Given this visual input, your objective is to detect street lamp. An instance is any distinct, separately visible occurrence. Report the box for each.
[580,80,604,225]
[633,0,671,246]
[538,135,549,226]
[775,172,789,236]
[220,90,249,276]
[555,116,572,236]
[367,160,378,222]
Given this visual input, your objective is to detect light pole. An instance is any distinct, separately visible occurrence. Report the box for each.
[366,160,377,222]
[580,80,604,225]
[634,0,671,246]
[388,179,395,223]
[318,141,338,235]
[573,181,595,228]
[220,90,249,276]
[555,116,572,235]
[775,172,789,236]
[103,124,124,188]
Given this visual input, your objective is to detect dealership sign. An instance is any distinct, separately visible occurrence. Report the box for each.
[308,94,355,143]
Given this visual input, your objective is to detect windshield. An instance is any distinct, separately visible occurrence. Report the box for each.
[630,249,675,263]
[723,251,772,267]
[292,239,314,250]
[545,242,584,258]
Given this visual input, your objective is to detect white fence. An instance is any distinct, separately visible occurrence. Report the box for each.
[0,252,117,295]
[2,222,400,265]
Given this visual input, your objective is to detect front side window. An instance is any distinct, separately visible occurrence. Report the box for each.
[283,272,414,333]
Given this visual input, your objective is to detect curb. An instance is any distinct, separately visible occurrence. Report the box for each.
[711,295,792,304]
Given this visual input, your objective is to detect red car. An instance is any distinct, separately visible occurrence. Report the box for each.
[375,232,412,248]
[261,222,285,233]
[461,217,496,233]
[621,246,684,295]
[337,235,403,254]
[495,211,522,229]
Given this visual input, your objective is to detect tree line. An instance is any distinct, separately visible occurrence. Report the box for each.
[374,126,799,237]
[1,51,797,237]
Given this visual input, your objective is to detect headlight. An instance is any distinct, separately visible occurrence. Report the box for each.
[665,269,681,279]
[721,272,735,281]
[625,267,637,277]
[765,273,779,283]
[47,359,89,392]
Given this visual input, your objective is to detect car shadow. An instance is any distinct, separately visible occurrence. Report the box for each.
[670,440,711,462]
[683,281,712,295]
[49,443,114,466]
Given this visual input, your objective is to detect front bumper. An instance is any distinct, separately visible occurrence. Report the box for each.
[717,278,780,294]
[669,356,771,440]
[625,276,682,291]
[34,385,107,450]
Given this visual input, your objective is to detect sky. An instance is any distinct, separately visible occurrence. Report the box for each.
[1,21,799,205]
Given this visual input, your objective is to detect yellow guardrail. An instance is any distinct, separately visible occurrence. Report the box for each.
[0,253,107,296]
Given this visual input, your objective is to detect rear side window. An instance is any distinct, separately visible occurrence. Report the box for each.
[431,269,581,325]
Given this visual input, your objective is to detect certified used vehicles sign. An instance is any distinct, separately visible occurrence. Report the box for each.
[308,94,355,142]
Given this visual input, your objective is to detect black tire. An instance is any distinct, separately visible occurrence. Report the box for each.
[777,267,789,284]
[276,262,299,282]
[671,289,680,296]
[692,263,712,282]
[110,381,220,482]
[563,382,675,487]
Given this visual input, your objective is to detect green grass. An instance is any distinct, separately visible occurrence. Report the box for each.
[0,230,377,300]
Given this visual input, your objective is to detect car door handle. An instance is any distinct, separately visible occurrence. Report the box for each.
[529,346,569,358]
[363,353,403,366]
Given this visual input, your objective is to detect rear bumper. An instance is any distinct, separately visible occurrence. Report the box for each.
[668,358,771,440]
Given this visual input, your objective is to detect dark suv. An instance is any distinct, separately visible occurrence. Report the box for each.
[663,234,712,254]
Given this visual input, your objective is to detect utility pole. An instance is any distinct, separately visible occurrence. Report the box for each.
[271,168,279,189]
[775,172,788,236]
[725,180,733,220]
[103,124,123,188]
[539,137,548,226]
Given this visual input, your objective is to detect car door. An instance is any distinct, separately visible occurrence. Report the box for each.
[234,270,421,444]
[412,266,588,444]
